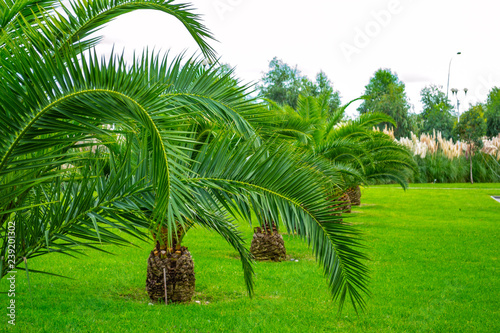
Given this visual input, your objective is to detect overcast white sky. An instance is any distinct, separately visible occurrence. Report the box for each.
[95,0,500,117]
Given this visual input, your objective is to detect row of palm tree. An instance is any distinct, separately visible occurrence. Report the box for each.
[266,94,416,191]
[0,0,414,312]
[246,94,415,268]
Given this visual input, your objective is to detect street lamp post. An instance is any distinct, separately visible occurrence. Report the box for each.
[446,52,462,99]
[451,87,468,121]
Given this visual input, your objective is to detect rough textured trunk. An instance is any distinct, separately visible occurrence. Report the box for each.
[329,192,351,215]
[338,193,352,213]
[250,223,286,262]
[346,186,361,206]
[146,224,194,303]
[146,246,195,303]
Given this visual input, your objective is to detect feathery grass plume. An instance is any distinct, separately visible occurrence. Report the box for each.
[386,129,500,182]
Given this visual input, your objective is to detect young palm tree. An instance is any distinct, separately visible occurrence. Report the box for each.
[1,0,369,311]
[250,94,415,263]
[95,131,369,309]
[269,94,416,193]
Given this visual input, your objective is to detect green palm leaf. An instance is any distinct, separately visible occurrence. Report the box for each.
[187,136,370,311]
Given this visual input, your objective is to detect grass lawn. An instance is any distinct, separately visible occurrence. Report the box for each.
[2,184,499,332]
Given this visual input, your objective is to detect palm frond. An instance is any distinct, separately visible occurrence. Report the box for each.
[1,148,151,278]
[187,136,370,311]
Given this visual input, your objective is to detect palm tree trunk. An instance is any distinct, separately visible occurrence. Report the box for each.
[146,225,195,303]
[250,221,286,262]
[329,192,351,216]
[146,246,195,303]
[346,186,361,206]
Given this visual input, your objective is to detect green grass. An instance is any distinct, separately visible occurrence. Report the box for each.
[2,184,499,332]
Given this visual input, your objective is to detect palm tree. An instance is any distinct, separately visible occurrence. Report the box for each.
[269,94,416,193]
[1,0,220,276]
[1,0,370,311]
[250,94,415,260]
[0,0,255,287]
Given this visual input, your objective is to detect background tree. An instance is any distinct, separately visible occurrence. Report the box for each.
[307,71,342,114]
[358,69,412,138]
[485,87,500,137]
[258,57,341,112]
[453,104,488,184]
[419,85,456,139]
[257,57,304,108]
[407,112,424,136]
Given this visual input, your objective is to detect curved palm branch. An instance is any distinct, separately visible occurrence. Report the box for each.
[1,147,151,277]
[1,0,216,59]
[186,136,369,312]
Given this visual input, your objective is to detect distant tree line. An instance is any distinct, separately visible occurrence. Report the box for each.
[257,58,500,140]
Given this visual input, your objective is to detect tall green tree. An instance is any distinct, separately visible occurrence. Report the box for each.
[453,104,487,184]
[485,87,500,137]
[258,57,341,113]
[257,57,304,108]
[358,69,412,138]
[313,71,342,114]
[420,85,456,139]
